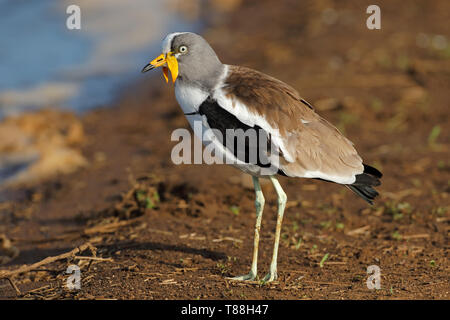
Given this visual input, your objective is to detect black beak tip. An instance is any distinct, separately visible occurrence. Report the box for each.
[141,64,154,73]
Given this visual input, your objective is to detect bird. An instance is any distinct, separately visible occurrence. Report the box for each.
[142,32,382,283]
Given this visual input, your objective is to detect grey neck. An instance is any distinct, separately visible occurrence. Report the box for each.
[177,63,226,94]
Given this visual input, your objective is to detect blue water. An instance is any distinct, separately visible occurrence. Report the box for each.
[0,0,90,90]
[0,0,201,115]
[0,0,202,189]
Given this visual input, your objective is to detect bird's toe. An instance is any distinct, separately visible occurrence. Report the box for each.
[226,272,257,282]
[262,271,278,283]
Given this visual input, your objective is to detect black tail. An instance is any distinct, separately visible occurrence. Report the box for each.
[347,164,382,205]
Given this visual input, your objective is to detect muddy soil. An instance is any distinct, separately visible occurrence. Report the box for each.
[0,0,448,299]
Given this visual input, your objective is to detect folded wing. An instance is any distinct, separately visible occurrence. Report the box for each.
[212,65,364,184]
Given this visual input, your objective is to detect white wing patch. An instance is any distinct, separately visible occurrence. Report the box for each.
[300,170,356,184]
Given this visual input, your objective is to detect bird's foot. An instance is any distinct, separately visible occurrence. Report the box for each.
[261,270,277,283]
[226,271,257,281]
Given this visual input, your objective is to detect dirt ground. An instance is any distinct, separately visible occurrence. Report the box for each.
[0,0,449,299]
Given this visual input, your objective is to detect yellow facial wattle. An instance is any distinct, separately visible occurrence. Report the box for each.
[142,52,178,83]
[165,53,178,83]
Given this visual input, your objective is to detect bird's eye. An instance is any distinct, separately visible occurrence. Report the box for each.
[179,45,188,53]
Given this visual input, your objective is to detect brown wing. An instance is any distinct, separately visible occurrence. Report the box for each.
[222,65,363,183]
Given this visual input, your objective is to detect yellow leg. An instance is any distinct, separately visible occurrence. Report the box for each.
[262,176,287,283]
[228,175,265,281]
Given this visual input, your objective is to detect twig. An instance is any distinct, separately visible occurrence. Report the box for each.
[346,225,370,236]
[7,277,21,296]
[148,228,173,236]
[83,220,138,235]
[0,242,96,280]
[212,237,243,243]
[402,234,430,239]
[22,285,51,295]
[74,256,113,262]
[301,280,344,286]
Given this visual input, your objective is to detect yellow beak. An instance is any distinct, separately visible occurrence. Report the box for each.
[141,52,178,83]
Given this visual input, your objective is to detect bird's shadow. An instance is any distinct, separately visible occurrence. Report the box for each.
[3,240,227,268]
[107,241,227,262]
